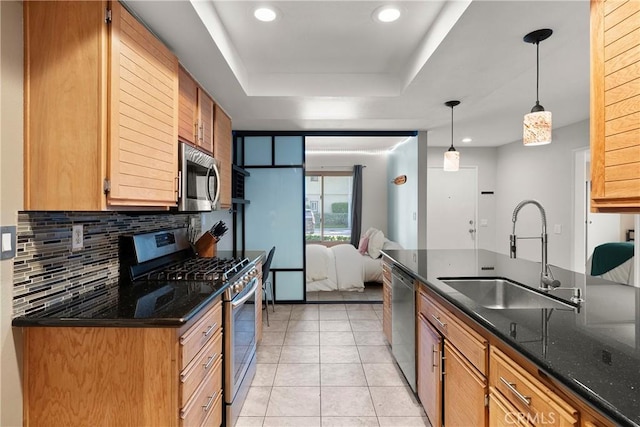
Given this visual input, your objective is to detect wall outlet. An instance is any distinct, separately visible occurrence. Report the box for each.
[553,224,562,234]
[72,225,84,251]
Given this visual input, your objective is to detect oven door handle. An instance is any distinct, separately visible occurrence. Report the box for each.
[231,278,259,308]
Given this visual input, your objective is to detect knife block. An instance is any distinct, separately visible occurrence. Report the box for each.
[195,231,217,258]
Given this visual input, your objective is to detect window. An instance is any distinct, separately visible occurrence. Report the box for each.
[305,173,352,242]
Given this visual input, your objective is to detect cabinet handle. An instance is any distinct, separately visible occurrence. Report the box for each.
[431,314,447,329]
[203,352,218,370]
[202,391,218,412]
[202,323,217,337]
[500,376,531,406]
[432,345,438,371]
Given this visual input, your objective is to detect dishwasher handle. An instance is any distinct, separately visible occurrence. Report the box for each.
[391,267,414,288]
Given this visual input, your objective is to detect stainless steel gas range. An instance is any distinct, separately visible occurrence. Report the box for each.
[120,228,260,426]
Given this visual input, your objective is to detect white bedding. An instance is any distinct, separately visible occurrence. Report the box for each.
[306,239,403,291]
[306,244,364,292]
[305,244,338,291]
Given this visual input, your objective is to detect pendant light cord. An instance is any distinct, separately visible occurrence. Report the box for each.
[536,41,540,105]
[450,105,454,149]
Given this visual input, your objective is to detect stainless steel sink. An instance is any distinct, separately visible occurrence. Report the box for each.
[438,277,575,310]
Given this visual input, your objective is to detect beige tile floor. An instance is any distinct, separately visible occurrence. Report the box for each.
[237,303,430,427]
[306,283,383,303]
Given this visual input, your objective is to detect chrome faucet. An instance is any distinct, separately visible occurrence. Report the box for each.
[509,199,558,290]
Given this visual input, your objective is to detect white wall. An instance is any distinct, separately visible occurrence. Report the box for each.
[0,2,24,424]
[306,152,388,237]
[387,136,419,249]
[426,146,498,251]
[495,120,590,269]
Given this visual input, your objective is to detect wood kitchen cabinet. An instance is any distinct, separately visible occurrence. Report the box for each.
[417,284,488,427]
[590,0,640,211]
[214,105,233,210]
[24,1,179,210]
[178,65,214,155]
[178,65,198,145]
[490,347,578,427]
[414,282,616,427]
[417,313,442,427]
[382,258,392,344]
[443,340,487,427]
[22,298,223,427]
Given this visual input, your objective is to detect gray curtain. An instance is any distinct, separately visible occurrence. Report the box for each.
[350,165,363,246]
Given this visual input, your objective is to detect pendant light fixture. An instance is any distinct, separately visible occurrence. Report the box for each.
[444,100,460,172]
[523,28,553,146]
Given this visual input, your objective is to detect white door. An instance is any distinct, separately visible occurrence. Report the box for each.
[427,167,478,249]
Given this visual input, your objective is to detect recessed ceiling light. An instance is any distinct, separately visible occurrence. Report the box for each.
[374,6,401,23]
[254,7,277,22]
[462,138,472,143]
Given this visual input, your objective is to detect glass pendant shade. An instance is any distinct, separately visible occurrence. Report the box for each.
[443,148,460,171]
[523,110,552,146]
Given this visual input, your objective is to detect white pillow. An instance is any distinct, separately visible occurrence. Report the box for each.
[382,239,403,250]
[367,229,385,259]
[364,227,378,238]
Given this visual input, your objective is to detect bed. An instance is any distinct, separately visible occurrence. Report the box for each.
[305,234,402,292]
[587,242,635,285]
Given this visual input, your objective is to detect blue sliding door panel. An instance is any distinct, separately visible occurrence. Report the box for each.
[274,136,304,166]
[244,136,272,166]
[275,271,305,301]
[244,168,304,270]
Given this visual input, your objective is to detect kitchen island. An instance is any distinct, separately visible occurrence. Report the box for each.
[382,249,640,427]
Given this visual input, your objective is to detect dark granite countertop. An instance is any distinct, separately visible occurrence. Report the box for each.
[382,249,640,427]
[12,250,265,328]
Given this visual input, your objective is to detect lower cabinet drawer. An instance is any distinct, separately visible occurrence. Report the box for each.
[200,390,223,427]
[489,388,534,427]
[180,301,222,368]
[180,329,223,407]
[180,357,223,427]
[490,347,577,426]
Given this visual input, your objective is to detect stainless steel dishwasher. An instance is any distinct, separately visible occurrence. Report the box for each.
[391,266,416,392]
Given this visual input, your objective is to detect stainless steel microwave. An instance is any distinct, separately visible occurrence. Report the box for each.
[178,142,220,211]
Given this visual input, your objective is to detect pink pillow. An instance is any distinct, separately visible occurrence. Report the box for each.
[358,236,369,255]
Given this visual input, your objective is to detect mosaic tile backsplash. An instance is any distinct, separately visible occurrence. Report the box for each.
[12,211,201,318]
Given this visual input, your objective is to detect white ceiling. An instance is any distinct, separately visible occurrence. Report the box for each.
[124,0,590,148]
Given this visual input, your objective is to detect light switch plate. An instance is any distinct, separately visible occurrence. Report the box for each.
[1,225,17,260]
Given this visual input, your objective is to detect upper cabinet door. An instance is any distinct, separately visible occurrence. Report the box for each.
[214,105,232,209]
[178,65,198,145]
[108,2,179,207]
[198,89,215,154]
[24,1,109,210]
[590,0,640,212]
